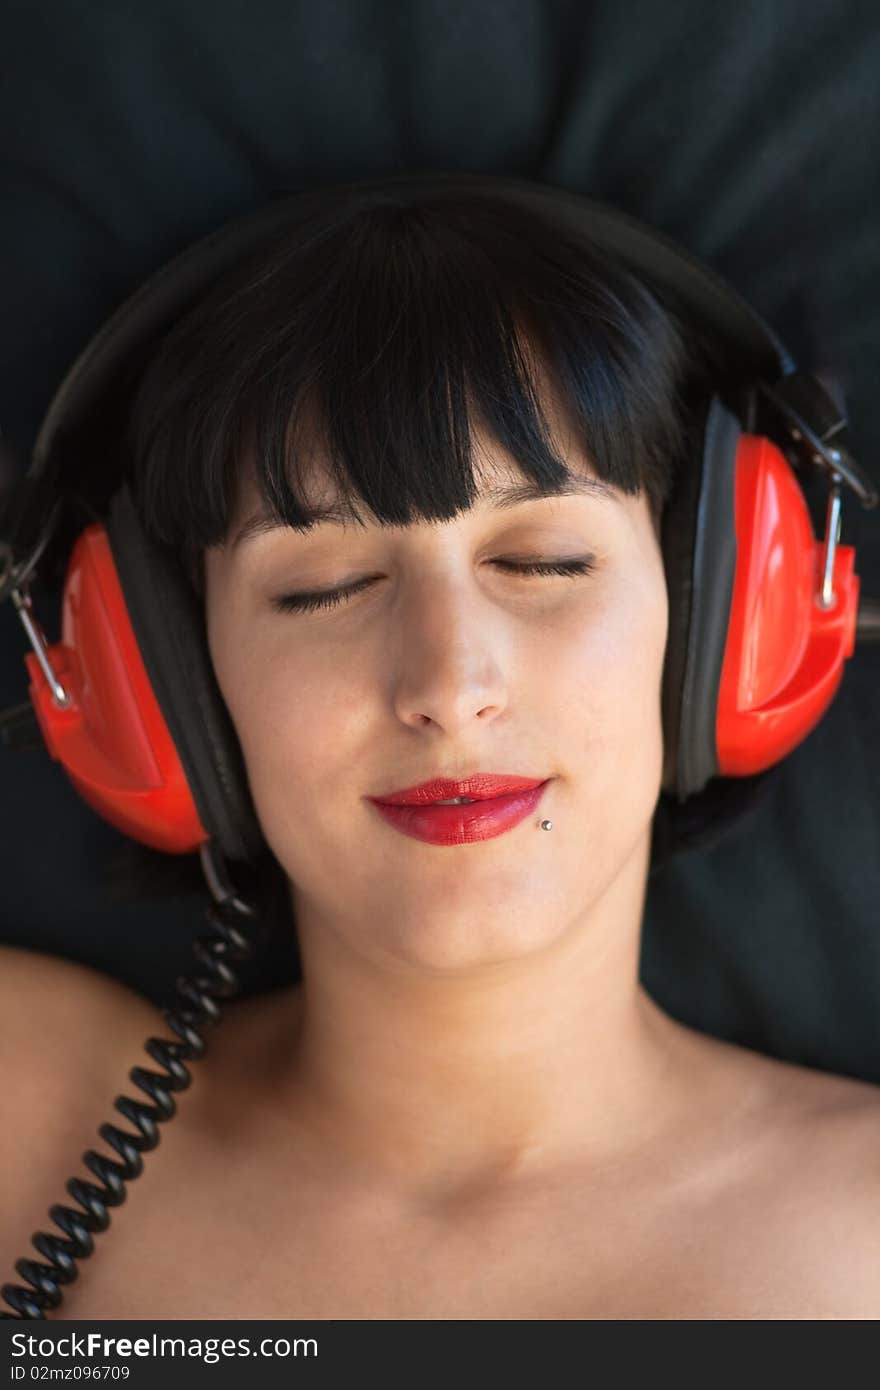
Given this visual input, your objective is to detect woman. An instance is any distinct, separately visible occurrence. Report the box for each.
[3,184,880,1319]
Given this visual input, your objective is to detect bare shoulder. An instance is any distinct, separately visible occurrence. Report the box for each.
[0,944,161,1288]
[721,1041,880,1317]
[788,1053,880,1200]
[746,1041,880,1168]
[0,942,160,1087]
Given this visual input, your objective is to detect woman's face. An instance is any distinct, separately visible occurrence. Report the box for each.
[203,408,670,974]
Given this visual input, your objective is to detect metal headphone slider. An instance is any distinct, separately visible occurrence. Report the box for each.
[816,470,843,612]
[0,495,66,603]
[8,579,71,708]
[0,497,72,708]
[754,376,875,614]
[755,375,878,510]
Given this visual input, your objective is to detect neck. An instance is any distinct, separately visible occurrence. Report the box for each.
[269,833,702,1205]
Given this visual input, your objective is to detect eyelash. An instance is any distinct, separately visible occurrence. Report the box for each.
[271,557,597,614]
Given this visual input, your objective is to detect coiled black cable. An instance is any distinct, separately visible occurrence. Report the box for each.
[0,841,259,1320]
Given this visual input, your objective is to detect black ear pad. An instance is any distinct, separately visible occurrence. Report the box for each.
[661,394,741,803]
[104,481,268,866]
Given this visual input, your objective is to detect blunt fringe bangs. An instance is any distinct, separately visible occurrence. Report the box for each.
[123,187,719,597]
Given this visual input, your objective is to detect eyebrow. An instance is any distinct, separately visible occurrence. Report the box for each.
[230,476,620,549]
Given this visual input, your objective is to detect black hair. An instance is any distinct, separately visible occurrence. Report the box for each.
[106,184,721,977]
[122,187,721,596]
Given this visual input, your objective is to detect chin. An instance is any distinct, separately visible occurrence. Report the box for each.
[365,870,581,974]
[379,914,567,975]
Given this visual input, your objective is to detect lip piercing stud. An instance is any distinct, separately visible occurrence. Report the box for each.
[540,819,553,831]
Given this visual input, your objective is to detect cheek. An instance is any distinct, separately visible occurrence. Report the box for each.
[227,640,368,810]
[557,568,668,802]
[561,571,667,716]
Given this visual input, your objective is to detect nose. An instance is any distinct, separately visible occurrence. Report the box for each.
[389,574,511,734]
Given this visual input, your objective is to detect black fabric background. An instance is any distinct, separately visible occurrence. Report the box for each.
[1,1,878,1079]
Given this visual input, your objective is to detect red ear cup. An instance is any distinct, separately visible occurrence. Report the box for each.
[22,522,209,854]
[660,393,864,806]
[716,434,860,776]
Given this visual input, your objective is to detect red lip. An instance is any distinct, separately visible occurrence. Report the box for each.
[370,774,547,805]
[367,778,552,847]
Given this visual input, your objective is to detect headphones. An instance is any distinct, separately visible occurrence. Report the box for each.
[1,170,878,887]
[2,168,879,1320]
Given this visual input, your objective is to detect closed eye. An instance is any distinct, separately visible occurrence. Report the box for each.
[271,556,597,615]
